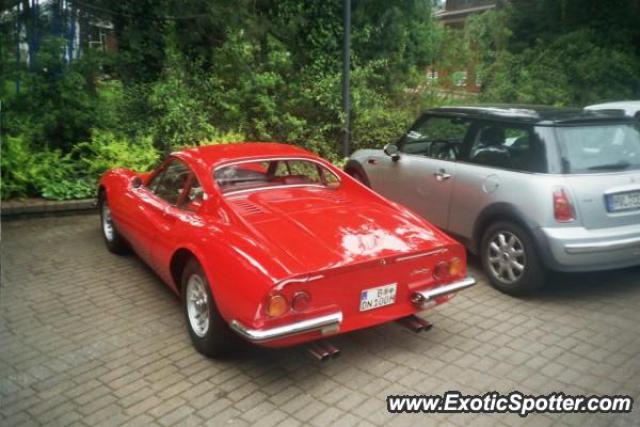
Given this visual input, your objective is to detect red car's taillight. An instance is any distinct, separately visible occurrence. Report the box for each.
[433,257,464,281]
[553,188,575,222]
[291,291,311,312]
[265,290,312,317]
[448,257,464,277]
[265,294,289,317]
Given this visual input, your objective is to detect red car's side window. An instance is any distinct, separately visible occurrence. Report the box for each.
[150,160,191,206]
[180,175,204,212]
[147,169,165,193]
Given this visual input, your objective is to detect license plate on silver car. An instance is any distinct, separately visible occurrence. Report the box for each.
[607,191,640,212]
[359,283,397,312]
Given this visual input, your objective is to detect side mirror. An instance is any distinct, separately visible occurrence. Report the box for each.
[383,143,400,161]
[132,176,143,189]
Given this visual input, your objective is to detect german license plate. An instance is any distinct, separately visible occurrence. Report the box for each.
[359,283,397,312]
[607,191,640,212]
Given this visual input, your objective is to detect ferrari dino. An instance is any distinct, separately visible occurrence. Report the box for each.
[98,143,475,358]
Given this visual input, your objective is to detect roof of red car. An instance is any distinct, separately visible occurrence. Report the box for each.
[175,142,317,167]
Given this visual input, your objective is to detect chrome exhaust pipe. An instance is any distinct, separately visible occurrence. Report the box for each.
[411,276,476,309]
[306,341,340,361]
[396,315,433,333]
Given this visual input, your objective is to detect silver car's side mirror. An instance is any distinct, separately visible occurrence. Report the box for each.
[384,143,400,161]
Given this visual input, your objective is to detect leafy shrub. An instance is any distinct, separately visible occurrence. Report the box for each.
[73,129,160,177]
[6,37,101,151]
[1,135,34,198]
[40,178,95,201]
[1,130,159,201]
[0,135,93,200]
[148,69,216,152]
[466,8,640,106]
[199,130,246,147]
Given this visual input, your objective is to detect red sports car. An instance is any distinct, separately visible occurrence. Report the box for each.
[98,143,475,358]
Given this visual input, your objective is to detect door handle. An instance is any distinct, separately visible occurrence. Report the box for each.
[434,169,451,182]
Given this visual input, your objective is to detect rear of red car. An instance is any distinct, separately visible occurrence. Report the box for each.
[216,156,475,347]
[230,241,471,347]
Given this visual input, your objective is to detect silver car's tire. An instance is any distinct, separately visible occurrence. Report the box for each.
[181,259,236,358]
[481,221,546,295]
[99,195,129,255]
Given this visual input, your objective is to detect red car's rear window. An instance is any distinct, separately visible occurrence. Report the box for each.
[214,159,340,194]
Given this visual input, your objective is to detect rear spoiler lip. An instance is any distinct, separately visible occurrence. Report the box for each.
[275,247,452,288]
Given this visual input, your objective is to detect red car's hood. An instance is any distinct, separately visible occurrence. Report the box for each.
[226,187,449,275]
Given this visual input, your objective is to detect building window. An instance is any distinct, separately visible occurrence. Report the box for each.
[426,69,439,85]
[475,73,482,88]
[452,70,467,87]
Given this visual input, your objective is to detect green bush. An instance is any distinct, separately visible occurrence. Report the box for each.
[1,135,34,199]
[148,65,216,151]
[40,178,95,201]
[478,30,640,106]
[6,37,102,151]
[0,135,93,200]
[465,6,640,106]
[73,129,160,177]
[199,130,246,147]
[1,130,159,201]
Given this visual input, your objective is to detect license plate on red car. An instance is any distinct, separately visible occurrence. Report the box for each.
[606,190,640,212]
[359,283,397,312]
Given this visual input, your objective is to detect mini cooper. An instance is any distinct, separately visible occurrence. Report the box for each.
[346,106,640,295]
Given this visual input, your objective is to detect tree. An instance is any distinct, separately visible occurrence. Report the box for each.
[467,0,640,105]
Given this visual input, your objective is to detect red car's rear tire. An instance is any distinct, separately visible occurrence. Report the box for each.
[181,258,237,358]
[99,195,130,255]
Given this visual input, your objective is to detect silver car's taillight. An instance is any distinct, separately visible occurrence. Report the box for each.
[553,188,575,222]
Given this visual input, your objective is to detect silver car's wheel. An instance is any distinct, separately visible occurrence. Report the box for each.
[481,221,546,295]
[186,274,210,338]
[487,231,526,284]
[102,203,115,242]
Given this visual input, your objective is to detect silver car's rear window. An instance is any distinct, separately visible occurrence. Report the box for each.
[556,123,640,173]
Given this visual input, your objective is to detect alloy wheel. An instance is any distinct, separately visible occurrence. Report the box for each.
[487,231,526,284]
[102,202,115,242]
[186,274,210,337]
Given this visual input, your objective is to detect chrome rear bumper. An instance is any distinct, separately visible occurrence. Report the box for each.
[231,276,476,342]
[411,276,476,308]
[229,312,343,343]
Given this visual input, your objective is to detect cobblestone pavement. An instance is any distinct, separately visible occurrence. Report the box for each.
[1,214,639,427]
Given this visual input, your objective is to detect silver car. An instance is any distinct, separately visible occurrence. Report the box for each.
[346,106,640,294]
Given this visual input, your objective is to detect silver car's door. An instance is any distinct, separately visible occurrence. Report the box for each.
[448,121,551,239]
[365,114,473,230]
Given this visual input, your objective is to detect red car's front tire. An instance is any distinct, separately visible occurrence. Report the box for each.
[181,259,237,358]
[99,195,129,255]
